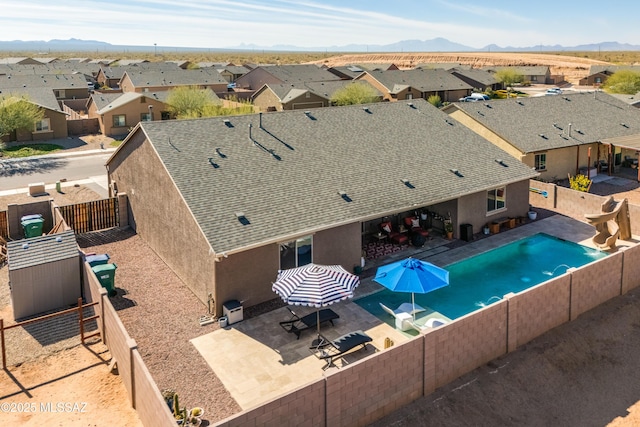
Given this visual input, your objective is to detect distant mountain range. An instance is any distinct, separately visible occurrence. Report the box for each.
[0,37,639,53]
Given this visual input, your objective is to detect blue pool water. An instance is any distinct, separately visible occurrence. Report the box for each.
[355,233,607,324]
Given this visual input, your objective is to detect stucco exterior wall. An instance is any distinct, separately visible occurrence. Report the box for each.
[108,133,216,308]
[89,96,168,137]
[521,142,599,182]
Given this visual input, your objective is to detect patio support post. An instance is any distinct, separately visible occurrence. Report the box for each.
[576,145,580,176]
[587,147,591,180]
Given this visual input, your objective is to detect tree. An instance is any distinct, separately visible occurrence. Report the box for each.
[427,95,442,107]
[602,70,640,94]
[165,86,221,119]
[330,83,379,106]
[494,69,524,88]
[0,96,44,137]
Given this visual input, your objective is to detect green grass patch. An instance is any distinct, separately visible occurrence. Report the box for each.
[1,143,63,158]
[110,140,123,147]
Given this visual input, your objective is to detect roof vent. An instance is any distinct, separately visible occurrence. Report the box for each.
[401,179,415,189]
[444,119,453,126]
[407,102,416,109]
[562,96,570,101]
[575,129,584,135]
[235,212,250,226]
[516,100,524,105]
[338,190,352,202]
[303,111,316,120]
[484,103,492,109]
[477,111,485,116]
[362,107,372,114]
[539,134,548,140]
[553,123,563,130]
[223,119,233,128]
[215,147,227,158]
[208,157,219,168]
[450,169,464,178]
[621,123,629,128]
[495,159,508,167]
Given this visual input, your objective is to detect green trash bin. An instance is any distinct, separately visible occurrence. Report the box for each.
[22,218,44,238]
[92,263,118,297]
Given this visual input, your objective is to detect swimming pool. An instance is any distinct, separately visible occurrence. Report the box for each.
[355,233,608,328]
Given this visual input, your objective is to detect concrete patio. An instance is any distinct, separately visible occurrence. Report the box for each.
[190,214,635,411]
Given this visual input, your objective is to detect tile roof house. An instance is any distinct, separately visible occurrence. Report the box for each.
[86,90,177,136]
[0,73,91,100]
[96,62,182,88]
[0,87,68,142]
[355,68,472,103]
[443,92,640,181]
[105,99,537,315]
[251,80,382,111]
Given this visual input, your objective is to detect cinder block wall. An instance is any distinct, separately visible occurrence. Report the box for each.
[326,338,424,427]
[507,274,571,351]
[621,245,640,294]
[570,252,623,320]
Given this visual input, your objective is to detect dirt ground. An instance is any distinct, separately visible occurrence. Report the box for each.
[313,52,609,85]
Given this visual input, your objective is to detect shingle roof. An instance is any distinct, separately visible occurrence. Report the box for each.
[257,80,382,102]
[450,69,499,86]
[121,98,537,254]
[0,73,89,90]
[7,230,78,270]
[252,64,342,84]
[123,68,228,88]
[0,87,62,111]
[363,69,472,93]
[448,92,640,153]
[93,91,173,114]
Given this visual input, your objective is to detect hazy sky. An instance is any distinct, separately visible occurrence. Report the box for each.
[1,0,637,49]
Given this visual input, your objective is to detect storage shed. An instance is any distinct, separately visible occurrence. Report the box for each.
[7,230,81,320]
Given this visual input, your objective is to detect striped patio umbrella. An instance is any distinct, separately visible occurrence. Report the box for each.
[272,263,359,336]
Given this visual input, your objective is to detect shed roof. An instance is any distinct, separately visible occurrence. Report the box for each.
[7,230,79,271]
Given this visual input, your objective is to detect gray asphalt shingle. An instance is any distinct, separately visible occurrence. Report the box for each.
[136,99,537,254]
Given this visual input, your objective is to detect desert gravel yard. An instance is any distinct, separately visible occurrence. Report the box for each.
[77,228,243,423]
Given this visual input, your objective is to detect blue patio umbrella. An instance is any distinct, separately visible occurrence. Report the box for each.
[272,263,359,337]
[373,258,450,320]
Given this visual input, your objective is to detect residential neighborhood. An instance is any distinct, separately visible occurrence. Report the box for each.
[2,49,640,427]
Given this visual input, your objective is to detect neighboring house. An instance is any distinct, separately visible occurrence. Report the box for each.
[0,73,93,100]
[0,63,101,82]
[443,92,640,181]
[578,65,640,86]
[415,63,470,71]
[0,88,68,142]
[326,65,368,80]
[234,64,342,91]
[450,68,502,92]
[215,65,250,83]
[356,68,472,103]
[609,92,640,108]
[96,62,181,88]
[116,59,150,66]
[119,68,228,93]
[86,91,175,137]
[482,66,552,85]
[0,57,42,65]
[105,99,537,315]
[251,80,382,111]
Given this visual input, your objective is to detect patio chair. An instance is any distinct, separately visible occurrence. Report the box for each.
[379,302,425,331]
[279,307,339,339]
[310,330,373,369]
[379,221,409,245]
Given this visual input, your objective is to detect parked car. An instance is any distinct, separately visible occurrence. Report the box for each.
[459,93,490,102]
[545,87,562,95]
[459,96,479,102]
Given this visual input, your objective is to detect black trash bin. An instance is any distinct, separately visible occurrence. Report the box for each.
[460,223,473,242]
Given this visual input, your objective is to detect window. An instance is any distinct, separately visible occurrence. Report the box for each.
[595,77,602,84]
[279,236,312,270]
[34,118,50,132]
[141,112,152,122]
[487,187,506,213]
[531,76,537,82]
[535,153,546,171]
[113,115,126,127]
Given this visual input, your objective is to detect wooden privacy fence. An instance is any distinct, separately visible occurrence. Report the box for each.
[59,198,119,234]
[0,210,7,239]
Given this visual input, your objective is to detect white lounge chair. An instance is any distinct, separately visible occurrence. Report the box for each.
[379,302,425,331]
[410,317,449,332]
